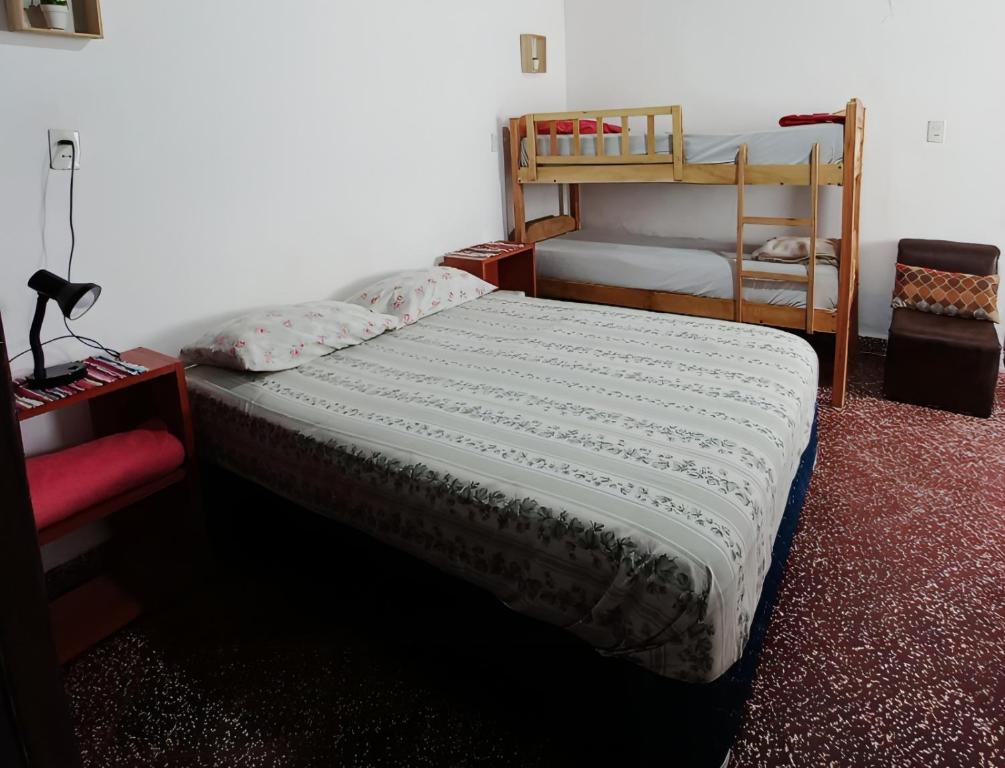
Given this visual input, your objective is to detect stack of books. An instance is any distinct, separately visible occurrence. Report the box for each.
[13,355,148,413]
[444,242,523,260]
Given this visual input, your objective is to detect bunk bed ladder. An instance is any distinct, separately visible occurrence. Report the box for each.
[735,143,821,332]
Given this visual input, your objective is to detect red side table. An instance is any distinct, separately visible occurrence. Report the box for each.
[442,241,537,297]
[18,348,200,662]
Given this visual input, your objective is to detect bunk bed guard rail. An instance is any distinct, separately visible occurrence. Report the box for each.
[514,105,684,183]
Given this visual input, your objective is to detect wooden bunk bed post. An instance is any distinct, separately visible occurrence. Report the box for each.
[671,105,684,181]
[806,143,820,334]
[526,114,539,179]
[833,98,865,408]
[850,107,865,361]
[506,118,528,242]
[734,144,748,322]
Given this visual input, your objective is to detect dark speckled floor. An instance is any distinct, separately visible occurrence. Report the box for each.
[733,355,1005,768]
[63,352,1005,768]
[64,550,602,768]
[63,482,692,768]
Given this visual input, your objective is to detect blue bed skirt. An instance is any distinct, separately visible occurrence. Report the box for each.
[631,412,819,767]
[726,409,818,687]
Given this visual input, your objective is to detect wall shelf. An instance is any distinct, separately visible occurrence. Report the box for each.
[4,0,103,39]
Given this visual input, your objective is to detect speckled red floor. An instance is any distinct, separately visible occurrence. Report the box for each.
[732,355,1005,768]
[62,353,1005,768]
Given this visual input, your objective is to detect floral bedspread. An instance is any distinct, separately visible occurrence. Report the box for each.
[186,292,818,682]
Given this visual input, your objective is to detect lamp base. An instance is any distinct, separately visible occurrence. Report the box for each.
[27,361,88,389]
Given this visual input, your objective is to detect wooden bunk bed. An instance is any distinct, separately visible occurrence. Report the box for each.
[505,99,865,407]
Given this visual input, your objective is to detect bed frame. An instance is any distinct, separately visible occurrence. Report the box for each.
[505,99,865,407]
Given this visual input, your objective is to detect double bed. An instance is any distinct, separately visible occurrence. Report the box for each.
[187,290,818,685]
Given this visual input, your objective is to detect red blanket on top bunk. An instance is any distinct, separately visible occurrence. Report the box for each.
[536,119,622,135]
[779,113,845,127]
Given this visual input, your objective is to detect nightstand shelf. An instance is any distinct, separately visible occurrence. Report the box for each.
[37,467,188,547]
[49,576,141,664]
[18,348,198,663]
[4,0,104,39]
[18,349,185,422]
[442,241,537,297]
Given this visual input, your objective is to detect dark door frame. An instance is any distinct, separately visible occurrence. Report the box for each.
[0,313,82,768]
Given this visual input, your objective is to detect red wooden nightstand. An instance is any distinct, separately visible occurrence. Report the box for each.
[18,348,199,662]
[442,241,537,297]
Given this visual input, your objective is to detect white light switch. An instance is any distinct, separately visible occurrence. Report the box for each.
[926,120,946,144]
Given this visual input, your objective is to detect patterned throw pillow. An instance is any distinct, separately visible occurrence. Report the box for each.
[348,267,496,325]
[181,300,400,371]
[891,263,1000,322]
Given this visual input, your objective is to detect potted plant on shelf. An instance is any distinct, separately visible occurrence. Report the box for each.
[38,0,69,30]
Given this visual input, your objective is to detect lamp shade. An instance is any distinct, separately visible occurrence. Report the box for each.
[27,270,101,321]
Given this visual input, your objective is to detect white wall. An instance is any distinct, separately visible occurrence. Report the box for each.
[564,0,1005,340]
[1,0,566,567]
[1,0,567,386]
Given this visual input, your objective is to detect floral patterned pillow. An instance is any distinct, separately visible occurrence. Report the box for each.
[348,267,496,325]
[181,300,400,372]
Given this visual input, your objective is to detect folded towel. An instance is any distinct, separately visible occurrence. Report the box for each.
[752,237,839,266]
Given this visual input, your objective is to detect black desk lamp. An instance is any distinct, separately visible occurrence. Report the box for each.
[27,269,101,388]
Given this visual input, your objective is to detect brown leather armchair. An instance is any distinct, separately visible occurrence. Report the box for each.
[884,239,1002,417]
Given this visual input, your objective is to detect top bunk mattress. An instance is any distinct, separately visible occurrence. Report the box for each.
[186,291,818,683]
[520,123,844,166]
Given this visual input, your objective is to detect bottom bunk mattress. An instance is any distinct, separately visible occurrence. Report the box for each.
[536,231,839,310]
[186,291,818,683]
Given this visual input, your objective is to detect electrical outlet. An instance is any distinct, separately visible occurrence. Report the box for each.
[49,129,81,170]
[926,120,946,144]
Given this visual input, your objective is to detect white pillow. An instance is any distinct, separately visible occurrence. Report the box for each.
[751,237,838,265]
[181,300,400,372]
[348,267,496,325]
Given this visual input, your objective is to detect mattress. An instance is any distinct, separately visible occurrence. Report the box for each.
[186,291,818,683]
[537,231,839,310]
[520,123,845,166]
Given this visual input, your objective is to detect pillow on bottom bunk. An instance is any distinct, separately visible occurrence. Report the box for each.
[752,237,838,266]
